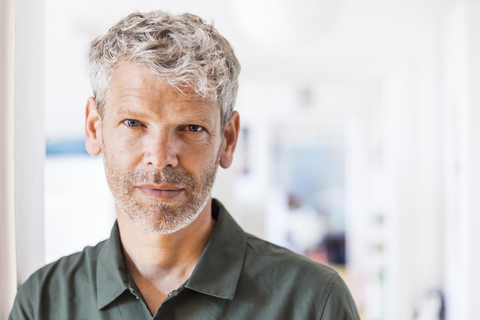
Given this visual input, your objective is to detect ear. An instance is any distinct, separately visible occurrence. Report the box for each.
[85,97,103,156]
[219,111,240,169]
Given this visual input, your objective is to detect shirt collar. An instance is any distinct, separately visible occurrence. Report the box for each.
[95,199,247,309]
[184,199,247,300]
[96,221,130,310]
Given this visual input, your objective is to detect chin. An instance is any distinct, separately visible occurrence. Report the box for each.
[121,195,211,234]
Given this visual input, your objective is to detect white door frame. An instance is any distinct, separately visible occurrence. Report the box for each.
[0,0,46,316]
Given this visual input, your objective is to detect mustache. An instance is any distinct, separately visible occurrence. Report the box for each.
[125,167,195,189]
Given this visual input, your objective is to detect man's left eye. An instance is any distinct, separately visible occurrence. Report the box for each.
[124,119,141,127]
[187,125,203,132]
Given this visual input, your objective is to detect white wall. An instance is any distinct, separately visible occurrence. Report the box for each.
[0,0,46,316]
[14,0,46,285]
[443,2,480,319]
[0,0,17,317]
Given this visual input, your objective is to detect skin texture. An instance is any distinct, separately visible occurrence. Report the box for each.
[84,61,240,315]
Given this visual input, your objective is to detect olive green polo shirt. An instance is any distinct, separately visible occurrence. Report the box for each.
[9,199,360,320]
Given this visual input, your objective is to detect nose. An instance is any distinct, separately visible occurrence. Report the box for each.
[143,130,179,169]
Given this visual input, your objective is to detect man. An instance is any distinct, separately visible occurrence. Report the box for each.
[9,10,360,319]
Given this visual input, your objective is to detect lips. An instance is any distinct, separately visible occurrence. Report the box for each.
[136,184,184,200]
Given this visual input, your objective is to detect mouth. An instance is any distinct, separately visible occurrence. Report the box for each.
[135,184,185,200]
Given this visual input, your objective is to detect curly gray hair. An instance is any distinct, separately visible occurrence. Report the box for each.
[88,10,241,128]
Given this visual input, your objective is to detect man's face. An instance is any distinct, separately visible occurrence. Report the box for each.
[91,62,225,234]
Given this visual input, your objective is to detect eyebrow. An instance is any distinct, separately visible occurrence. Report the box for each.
[115,106,146,118]
[181,116,215,126]
[115,107,216,126]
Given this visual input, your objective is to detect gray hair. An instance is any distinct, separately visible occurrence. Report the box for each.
[88,10,241,128]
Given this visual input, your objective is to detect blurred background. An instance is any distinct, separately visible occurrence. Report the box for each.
[40,0,480,319]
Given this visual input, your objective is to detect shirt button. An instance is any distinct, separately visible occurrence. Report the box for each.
[135,296,139,300]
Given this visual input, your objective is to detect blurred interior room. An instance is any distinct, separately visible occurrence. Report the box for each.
[2,0,480,319]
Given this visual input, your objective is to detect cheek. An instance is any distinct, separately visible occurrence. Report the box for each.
[178,139,221,168]
[105,132,145,166]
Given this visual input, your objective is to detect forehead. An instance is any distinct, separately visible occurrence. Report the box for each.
[106,61,219,119]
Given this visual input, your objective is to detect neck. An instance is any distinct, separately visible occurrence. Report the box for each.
[116,198,217,310]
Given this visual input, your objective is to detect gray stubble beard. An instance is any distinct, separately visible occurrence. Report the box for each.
[103,147,221,234]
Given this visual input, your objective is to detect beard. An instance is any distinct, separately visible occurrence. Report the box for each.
[103,147,221,234]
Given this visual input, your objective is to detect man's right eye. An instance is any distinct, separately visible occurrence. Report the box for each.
[124,119,140,127]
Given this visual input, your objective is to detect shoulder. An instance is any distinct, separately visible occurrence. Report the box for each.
[244,233,337,283]
[9,240,107,320]
[241,234,360,319]
[320,275,361,319]
[30,239,106,288]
